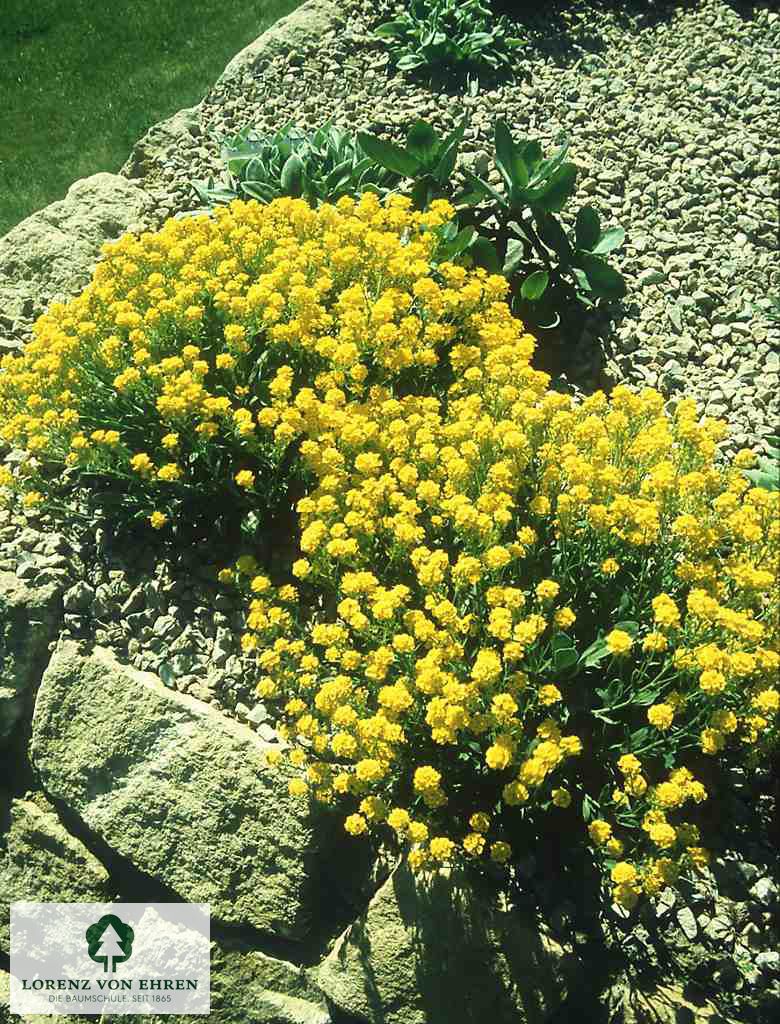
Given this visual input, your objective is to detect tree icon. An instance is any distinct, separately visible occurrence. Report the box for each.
[86,914,134,973]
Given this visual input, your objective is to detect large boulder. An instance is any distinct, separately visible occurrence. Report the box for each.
[0,793,111,952]
[317,861,574,1024]
[0,173,152,349]
[208,0,344,98]
[30,641,325,939]
[0,572,61,748]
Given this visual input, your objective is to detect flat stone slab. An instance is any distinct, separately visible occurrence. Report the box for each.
[0,572,61,749]
[0,794,111,951]
[318,861,573,1024]
[0,172,152,348]
[30,641,322,939]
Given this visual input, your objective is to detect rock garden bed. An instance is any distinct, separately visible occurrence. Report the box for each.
[1,2,779,1023]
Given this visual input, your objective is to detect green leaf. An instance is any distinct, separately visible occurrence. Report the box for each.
[406,121,440,165]
[592,226,626,255]
[535,213,572,262]
[502,237,527,276]
[241,181,279,203]
[614,621,639,635]
[519,140,543,177]
[470,237,501,273]
[520,269,549,301]
[529,139,570,186]
[494,120,529,194]
[438,225,477,261]
[578,253,627,300]
[280,153,304,196]
[461,169,508,211]
[744,464,780,491]
[575,206,601,251]
[579,637,608,668]
[356,132,420,177]
[526,162,578,213]
[571,266,591,293]
[551,633,579,672]
[433,118,467,183]
[374,20,408,38]
[397,53,426,70]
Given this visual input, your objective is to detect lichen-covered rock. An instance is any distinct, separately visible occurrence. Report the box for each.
[0,794,111,952]
[317,861,574,1024]
[0,173,152,348]
[208,0,344,98]
[0,572,61,748]
[30,641,324,939]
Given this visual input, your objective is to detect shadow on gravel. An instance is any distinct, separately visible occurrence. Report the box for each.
[494,0,763,66]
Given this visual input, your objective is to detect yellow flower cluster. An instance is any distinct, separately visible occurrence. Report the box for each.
[3,190,776,907]
[0,193,461,525]
[231,267,778,893]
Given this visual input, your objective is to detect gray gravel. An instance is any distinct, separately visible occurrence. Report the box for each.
[130,0,779,456]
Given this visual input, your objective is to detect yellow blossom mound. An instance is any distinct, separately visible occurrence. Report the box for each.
[0,193,486,530]
[231,356,778,908]
[1,192,778,911]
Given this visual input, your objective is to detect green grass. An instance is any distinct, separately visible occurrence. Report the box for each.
[0,0,302,237]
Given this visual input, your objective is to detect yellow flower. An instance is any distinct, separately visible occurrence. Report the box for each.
[535,579,560,602]
[617,754,642,776]
[157,463,182,482]
[700,728,725,755]
[413,766,442,793]
[601,558,619,576]
[149,511,167,529]
[606,629,633,655]
[753,689,779,715]
[647,704,674,730]
[387,808,411,832]
[469,812,491,833]
[344,814,368,836]
[130,452,154,476]
[648,823,676,849]
[235,469,255,489]
[588,820,612,845]
[611,862,638,885]
[538,684,562,706]
[430,837,455,862]
[463,832,486,857]
[551,788,571,808]
[625,774,648,798]
[554,606,576,629]
[288,778,308,798]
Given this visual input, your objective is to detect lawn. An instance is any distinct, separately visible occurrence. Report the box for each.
[0,0,302,237]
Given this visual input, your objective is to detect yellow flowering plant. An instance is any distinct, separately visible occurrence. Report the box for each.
[2,192,777,912]
[227,290,778,907]
[0,193,462,537]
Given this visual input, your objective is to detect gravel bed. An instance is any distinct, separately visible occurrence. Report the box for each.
[136,0,780,456]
